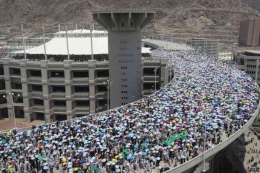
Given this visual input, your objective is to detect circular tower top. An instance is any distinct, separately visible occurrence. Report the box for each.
[93,10,155,31]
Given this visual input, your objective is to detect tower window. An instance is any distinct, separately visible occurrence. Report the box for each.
[121,22,125,27]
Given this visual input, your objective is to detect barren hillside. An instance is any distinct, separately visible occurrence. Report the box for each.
[0,0,259,43]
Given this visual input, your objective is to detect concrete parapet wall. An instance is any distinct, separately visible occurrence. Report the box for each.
[164,101,260,173]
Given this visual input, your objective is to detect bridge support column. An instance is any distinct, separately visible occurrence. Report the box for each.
[193,162,209,173]
[212,153,220,173]
[93,11,154,108]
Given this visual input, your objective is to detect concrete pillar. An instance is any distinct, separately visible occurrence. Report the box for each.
[2,59,13,119]
[164,66,169,85]
[64,60,75,119]
[93,11,155,108]
[255,60,259,84]
[209,156,214,173]
[108,31,143,108]
[20,59,31,122]
[141,58,144,98]
[160,59,168,87]
[41,60,52,123]
[212,153,219,173]
[193,162,209,173]
[88,60,96,114]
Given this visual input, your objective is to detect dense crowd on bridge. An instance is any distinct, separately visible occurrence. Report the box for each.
[0,49,259,173]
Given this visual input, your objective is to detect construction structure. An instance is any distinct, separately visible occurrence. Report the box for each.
[0,29,178,122]
[0,57,169,122]
[151,34,220,59]
[93,10,155,108]
[7,37,51,51]
[235,50,260,84]
[238,18,260,47]
[186,38,220,59]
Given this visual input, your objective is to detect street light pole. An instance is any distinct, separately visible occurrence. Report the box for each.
[154,67,159,92]
[10,93,16,129]
[3,93,20,129]
[256,60,259,85]
[170,67,172,81]
[65,24,70,60]
[202,112,207,172]
[90,23,94,61]
[21,24,27,60]
[42,25,47,60]
[168,66,172,81]
[103,79,113,110]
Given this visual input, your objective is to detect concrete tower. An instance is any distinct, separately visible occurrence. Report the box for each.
[93,10,155,108]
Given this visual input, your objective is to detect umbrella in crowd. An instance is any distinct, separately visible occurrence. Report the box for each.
[0,49,259,173]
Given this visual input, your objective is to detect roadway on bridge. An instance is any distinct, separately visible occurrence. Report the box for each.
[143,39,193,50]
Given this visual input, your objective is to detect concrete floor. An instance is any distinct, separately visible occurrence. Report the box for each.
[0,118,44,131]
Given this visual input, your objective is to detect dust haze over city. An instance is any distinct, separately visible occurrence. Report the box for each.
[0,0,260,173]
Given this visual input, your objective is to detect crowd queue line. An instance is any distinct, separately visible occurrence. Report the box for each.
[0,49,259,173]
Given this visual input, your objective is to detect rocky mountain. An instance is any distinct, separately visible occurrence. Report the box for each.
[0,0,259,43]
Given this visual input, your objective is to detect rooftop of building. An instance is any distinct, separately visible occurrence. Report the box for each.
[13,30,151,55]
[55,29,108,34]
[143,39,193,51]
[237,46,260,51]
[245,50,260,55]
[236,46,260,55]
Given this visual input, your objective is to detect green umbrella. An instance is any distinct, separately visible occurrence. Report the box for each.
[162,140,171,146]
[90,166,100,173]
[123,149,130,155]
[119,152,126,159]
[183,131,189,138]
[141,143,147,148]
[1,140,6,144]
[38,156,43,161]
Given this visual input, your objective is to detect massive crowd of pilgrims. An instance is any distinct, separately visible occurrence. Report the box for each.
[0,49,259,173]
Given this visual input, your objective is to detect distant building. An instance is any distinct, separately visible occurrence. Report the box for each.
[7,37,51,51]
[234,49,260,135]
[238,18,260,47]
[235,50,260,84]
[186,38,220,58]
[219,52,233,61]
[0,29,173,122]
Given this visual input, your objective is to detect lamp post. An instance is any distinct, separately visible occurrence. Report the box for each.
[21,24,27,60]
[90,23,94,60]
[167,66,172,81]
[151,85,154,94]
[42,25,47,60]
[3,93,20,129]
[103,79,113,110]
[132,95,135,102]
[96,107,101,113]
[256,60,259,85]
[154,67,159,92]
[65,24,70,60]
[202,112,208,172]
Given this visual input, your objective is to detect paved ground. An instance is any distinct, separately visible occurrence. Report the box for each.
[243,129,260,171]
[143,39,194,51]
[0,118,44,131]
[232,128,260,172]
